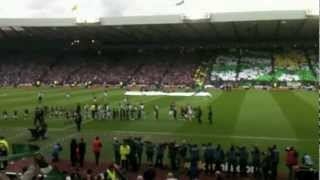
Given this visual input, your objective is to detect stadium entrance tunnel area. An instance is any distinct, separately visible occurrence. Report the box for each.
[0,87,317,179]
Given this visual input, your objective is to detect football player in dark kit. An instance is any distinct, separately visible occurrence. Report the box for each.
[32,106,47,140]
[37,91,43,104]
[78,138,86,167]
[74,104,82,132]
[112,137,121,165]
[208,105,213,125]
[196,106,202,124]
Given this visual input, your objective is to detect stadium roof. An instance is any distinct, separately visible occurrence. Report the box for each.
[0,10,318,48]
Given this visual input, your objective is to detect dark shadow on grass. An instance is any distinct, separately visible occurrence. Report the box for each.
[270,91,317,139]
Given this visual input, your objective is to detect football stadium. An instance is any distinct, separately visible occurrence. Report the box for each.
[0,9,318,180]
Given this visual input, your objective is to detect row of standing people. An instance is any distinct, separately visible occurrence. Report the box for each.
[48,136,312,180]
[61,136,301,179]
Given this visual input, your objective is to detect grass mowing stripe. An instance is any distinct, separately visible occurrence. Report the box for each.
[270,91,317,139]
[208,90,247,135]
[234,90,296,138]
[0,89,103,110]
[292,90,317,109]
[0,88,68,100]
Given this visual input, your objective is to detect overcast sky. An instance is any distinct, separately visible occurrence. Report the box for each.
[0,0,318,18]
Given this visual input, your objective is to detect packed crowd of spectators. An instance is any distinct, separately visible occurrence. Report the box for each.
[0,49,317,87]
[210,55,238,81]
[273,51,315,82]
[162,55,199,86]
[210,50,316,83]
[0,55,54,86]
[238,51,272,81]
[306,50,319,77]
[0,52,202,87]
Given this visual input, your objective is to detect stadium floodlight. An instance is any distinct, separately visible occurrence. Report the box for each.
[280,20,287,24]
[76,16,100,24]
[183,12,210,20]
[73,40,80,44]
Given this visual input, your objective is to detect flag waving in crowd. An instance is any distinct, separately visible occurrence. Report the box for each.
[71,5,78,12]
[176,0,185,6]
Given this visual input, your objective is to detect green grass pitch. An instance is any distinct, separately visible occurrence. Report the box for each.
[0,87,317,170]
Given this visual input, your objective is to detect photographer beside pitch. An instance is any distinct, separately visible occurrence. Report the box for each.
[29,106,48,141]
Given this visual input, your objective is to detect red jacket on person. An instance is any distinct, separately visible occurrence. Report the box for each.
[286,149,298,166]
[92,138,102,153]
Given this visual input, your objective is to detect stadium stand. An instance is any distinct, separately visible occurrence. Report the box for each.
[238,51,273,82]
[273,51,316,82]
[42,55,87,85]
[306,50,319,77]
[0,10,318,180]
[0,54,54,86]
[162,53,200,86]
[0,49,317,87]
[210,54,238,82]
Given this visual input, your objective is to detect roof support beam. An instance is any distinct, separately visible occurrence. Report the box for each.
[184,23,204,40]
[108,26,140,42]
[253,23,259,41]
[208,23,221,42]
[292,20,306,39]
[147,25,173,43]
[28,27,52,40]
[129,26,157,43]
[38,27,56,40]
[94,27,124,43]
[167,24,189,43]
[231,22,241,42]
[273,21,281,41]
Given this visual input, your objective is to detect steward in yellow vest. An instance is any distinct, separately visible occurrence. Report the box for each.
[120,142,130,170]
[104,165,118,180]
[0,136,9,170]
